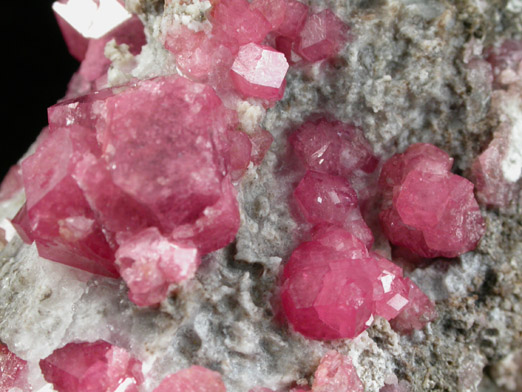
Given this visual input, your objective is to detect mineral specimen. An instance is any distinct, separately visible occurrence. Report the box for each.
[379,143,485,258]
[2,0,521,390]
[39,341,144,392]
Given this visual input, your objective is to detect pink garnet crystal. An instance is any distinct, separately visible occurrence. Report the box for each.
[39,341,144,392]
[231,43,289,102]
[389,278,438,334]
[280,226,415,340]
[153,365,226,392]
[312,350,364,392]
[13,76,241,305]
[294,170,374,248]
[0,343,29,391]
[289,119,378,178]
[295,10,349,62]
[378,143,485,258]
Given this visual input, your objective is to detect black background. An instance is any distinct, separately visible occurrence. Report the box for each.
[3,2,78,179]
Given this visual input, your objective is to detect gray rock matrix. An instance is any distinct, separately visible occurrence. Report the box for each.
[0,0,521,391]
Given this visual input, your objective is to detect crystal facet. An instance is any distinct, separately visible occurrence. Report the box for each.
[0,344,29,391]
[231,43,289,102]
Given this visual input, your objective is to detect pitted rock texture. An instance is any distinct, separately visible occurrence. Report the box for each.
[0,0,521,391]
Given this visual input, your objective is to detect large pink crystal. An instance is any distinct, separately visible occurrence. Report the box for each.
[312,350,364,392]
[153,365,226,392]
[379,143,485,258]
[0,344,29,391]
[14,76,241,304]
[231,43,289,102]
[294,170,373,247]
[295,10,349,62]
[289,119,378,178]
[40,341,143,392]
[280,226,412,340]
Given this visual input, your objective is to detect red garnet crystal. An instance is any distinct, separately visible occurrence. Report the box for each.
[39,341,143,392]
[230,43,289,102]
[153,366,226,392]
[13,76,241,305]
[280,226,417,340]
[289,119,378,178]
[294,170,373,247]
[0,344,29,391]
[378,143,485,258]
[312,350,364,392]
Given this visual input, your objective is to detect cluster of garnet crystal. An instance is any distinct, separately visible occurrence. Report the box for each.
[281,121,448,341]
[0,0,490,390]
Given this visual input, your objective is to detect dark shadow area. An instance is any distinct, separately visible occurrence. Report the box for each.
[2,1,78,179]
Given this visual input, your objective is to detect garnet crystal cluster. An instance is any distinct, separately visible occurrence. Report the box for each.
[1,0,504,390]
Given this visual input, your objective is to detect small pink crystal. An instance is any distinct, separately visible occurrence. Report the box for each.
[295,10,349,62]
[228,130,253,181]
[154,365,226,392]
[116,227,200,306]
[0,344,29,391]
[289,118,378,178]
[163,26,236,83]
[211,0,272,46]
[471,133,516,207]
[486,40,522,84]
[231,43,289,102]
[389,278,437,334]
[40,341,143,392]
[275,0,308,39]
[312,351,364,392]
[294,171,373,247]
[250,128,274,165]
[379,143,485,258]
[0,164,23,202]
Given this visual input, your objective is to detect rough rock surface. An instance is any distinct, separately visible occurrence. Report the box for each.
[1,0,521,391]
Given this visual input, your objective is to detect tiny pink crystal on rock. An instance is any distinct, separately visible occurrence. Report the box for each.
[294,170,373,247]
[379,143,485,258]
[0,343,29,391]
[312,350,364,392]
[295,10,349,62]
[40,341,143,392]
[154,365,226,392]
[290,119,378,178]
[231,43,289,102]
[389,278,437,334]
